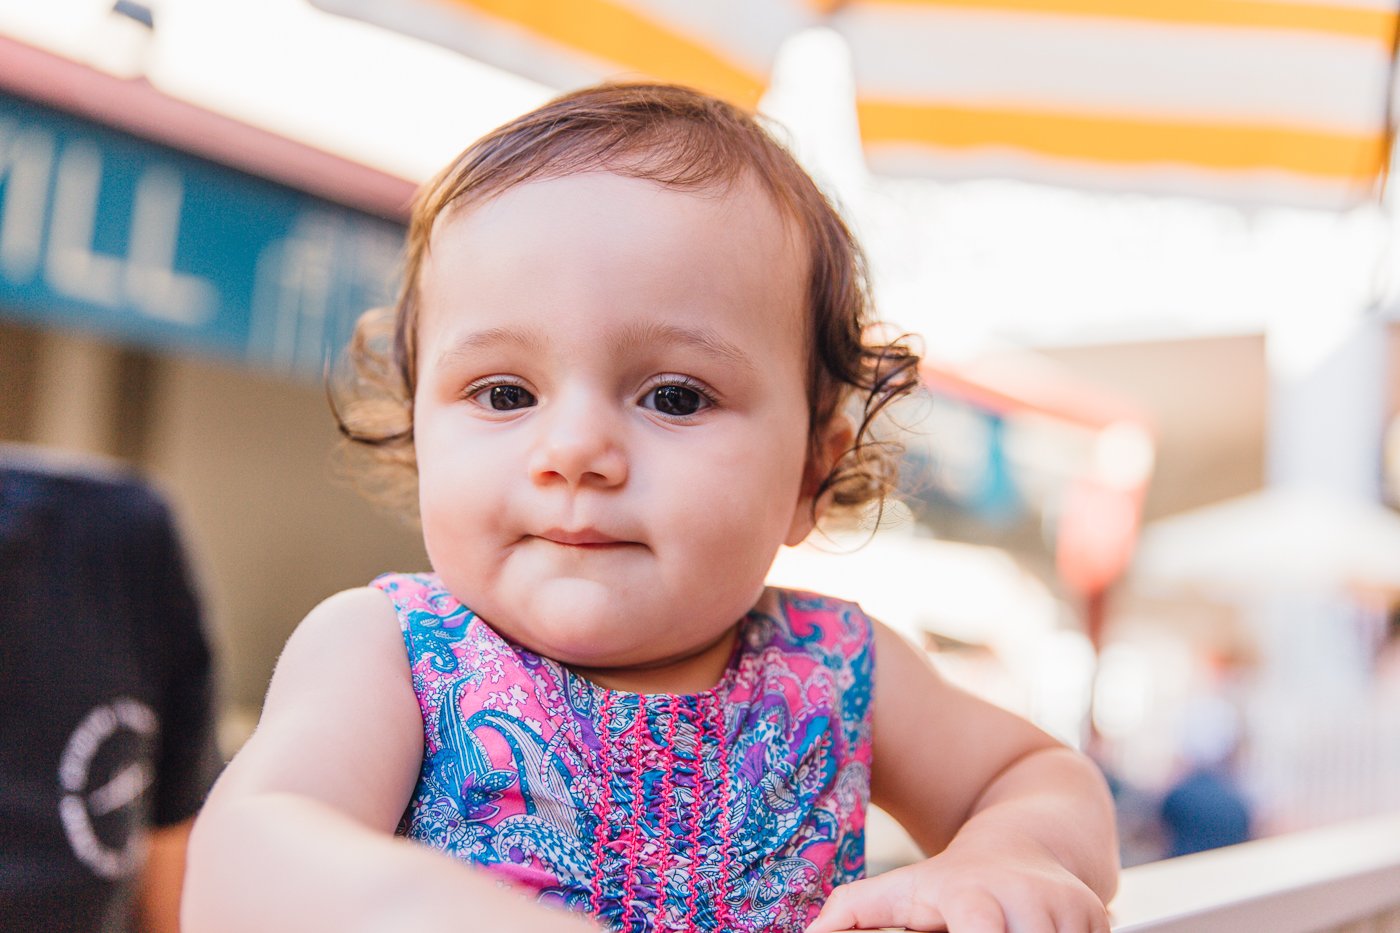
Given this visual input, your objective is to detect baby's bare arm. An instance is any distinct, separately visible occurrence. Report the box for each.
[809,621,1118,933]
[182,588,599,933]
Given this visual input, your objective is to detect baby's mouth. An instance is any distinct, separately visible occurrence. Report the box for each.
[534,529,636,549]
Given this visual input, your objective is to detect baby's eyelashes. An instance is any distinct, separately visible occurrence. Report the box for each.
[464,377,537,412]
[642,385,705,417]
[636,376,717,419]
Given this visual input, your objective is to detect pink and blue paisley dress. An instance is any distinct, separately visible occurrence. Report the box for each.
[372,572,875,933]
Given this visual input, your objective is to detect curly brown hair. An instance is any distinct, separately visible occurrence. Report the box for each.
[333,82,920,523]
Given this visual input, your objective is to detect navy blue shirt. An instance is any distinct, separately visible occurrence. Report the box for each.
[0,449,221,933]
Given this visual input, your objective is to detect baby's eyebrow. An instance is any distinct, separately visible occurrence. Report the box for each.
[434,326,547,367]
[433,322,759,375]
[611,322,759,374]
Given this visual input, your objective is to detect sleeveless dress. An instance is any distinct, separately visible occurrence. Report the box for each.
[372,572,874,933]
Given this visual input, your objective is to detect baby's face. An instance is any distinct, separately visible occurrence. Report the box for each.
[412,171,819,690]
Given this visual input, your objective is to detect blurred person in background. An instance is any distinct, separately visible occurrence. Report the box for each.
[1158,693,1252,858]
[0,444,222,933]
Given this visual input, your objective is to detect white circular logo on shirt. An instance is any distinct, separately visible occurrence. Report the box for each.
[57,698,158,880]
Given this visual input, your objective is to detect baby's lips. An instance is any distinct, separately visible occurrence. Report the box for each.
[534,527,640,548]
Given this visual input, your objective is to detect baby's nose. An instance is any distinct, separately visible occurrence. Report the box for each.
[527,402,628,489]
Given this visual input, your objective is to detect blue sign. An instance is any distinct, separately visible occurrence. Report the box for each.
[0,90,404,378]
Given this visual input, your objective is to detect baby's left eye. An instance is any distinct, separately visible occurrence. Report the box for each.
[644,384,709,417]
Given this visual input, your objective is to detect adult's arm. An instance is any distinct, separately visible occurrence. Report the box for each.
[134,819,191,933]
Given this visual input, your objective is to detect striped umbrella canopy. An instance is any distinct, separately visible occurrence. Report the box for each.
[309,0,1399,209]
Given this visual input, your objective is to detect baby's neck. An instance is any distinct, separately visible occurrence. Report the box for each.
[566,624,740,696]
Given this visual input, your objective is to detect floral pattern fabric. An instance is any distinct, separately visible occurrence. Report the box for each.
[373,572,874,933]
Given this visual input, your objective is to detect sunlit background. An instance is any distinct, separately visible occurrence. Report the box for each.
[2,0,1399,874]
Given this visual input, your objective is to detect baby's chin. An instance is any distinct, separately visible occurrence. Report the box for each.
[487,576,665,667]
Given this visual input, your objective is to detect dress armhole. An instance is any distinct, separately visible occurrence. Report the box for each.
[369,572,426,665]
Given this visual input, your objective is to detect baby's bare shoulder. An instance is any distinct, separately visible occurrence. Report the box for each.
[260,585,415,729]
[278,586,403,662]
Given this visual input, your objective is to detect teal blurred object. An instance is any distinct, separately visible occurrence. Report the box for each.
[0,90,403,378]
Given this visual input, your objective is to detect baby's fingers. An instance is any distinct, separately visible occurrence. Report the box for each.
[806,868,1009,933]
[807,872,927,932]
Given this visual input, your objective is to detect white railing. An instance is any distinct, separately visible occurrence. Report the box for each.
[1109,810,1400,933]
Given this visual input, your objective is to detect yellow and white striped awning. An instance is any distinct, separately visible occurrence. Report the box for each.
[840,0,1397,207]
[310,0,1399,208]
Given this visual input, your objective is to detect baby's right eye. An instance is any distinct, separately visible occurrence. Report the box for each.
[469,382,536,411]
[487,384,535,410]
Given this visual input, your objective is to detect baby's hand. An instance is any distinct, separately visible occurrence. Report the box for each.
[806,836,1110,933]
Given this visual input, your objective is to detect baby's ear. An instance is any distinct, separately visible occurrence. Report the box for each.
[785,414,855,546]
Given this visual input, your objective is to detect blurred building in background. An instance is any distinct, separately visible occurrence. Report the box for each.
[2,0,1398,867]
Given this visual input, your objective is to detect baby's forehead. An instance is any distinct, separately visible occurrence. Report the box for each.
[428,172,801,275]
[414,170,811,348]
[423,173,809,336]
